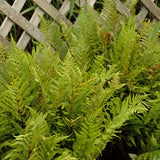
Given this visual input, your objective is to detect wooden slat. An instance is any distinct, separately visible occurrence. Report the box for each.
[115,0,130,17]
[33,0,72,25]
[0,35,10,48]
[17,0,51,49]
[87,0,96,6]
[100,0,130,22]
[135,7,149,30]
[59,0,71,15]
[0,0,159,50]
[15,0,96,49]
[0,0,45,42]
[141,0,160,20]
[59,0,96,16]
[135,7,148,24]
[77,0,96,7]
[0,0,26,37]
[135,0,155,30]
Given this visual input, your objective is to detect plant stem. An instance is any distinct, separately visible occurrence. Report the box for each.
[28,132,35,159]
[70,78,98,120]
[15,89,23,122]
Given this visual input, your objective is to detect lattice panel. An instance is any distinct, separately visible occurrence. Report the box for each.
[0,0,159,49]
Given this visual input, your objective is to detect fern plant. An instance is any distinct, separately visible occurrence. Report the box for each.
[0,0,160,159]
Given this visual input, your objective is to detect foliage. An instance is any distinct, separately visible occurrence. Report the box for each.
[0,0,160,159]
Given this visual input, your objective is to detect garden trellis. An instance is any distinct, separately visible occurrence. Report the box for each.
[0,0,160,50]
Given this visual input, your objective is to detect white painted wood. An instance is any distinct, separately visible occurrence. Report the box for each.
[0,0,26,37]
[115,0,130,17]
[59,0,96,17]
[135,0,155,30]
[33,0,72,25]
[0,0,160,49]
[0,0,45,42]
[59,0,71,15]
[88,0,96,6]
[0,35,10,48]
[141,0,160,20]
[17,0,52,49]
[79,0,96,7]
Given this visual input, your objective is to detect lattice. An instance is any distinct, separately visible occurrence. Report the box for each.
[0,0,159,49]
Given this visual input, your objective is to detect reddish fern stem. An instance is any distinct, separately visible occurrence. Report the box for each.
[28,132,35,159]
[15,89,23,122]
[70,78,98,120]
[122,57,129,82]
[70,85,80,120]
[55,91,60,116]
[82,127,90,159]
[39,87,48,113]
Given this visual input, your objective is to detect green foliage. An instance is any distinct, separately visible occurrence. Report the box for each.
[1,0,160,159]
[151,21,160,41]
[101,0,120,34]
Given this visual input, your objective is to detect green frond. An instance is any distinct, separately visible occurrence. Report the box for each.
[136,150,160,160]
[39,18,68,59]
[111,18,140,74]
[1,3,160,160]
[3,109,73,160]
[73,94,147,159]
[99,94,147,150]
[101,0,121,33]
[73,107,103,159]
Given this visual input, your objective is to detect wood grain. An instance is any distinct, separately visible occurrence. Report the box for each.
[33,0,72,25]
[0,0,26,37]
[0,0,45,42]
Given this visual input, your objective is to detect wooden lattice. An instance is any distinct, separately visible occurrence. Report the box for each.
[0,0,160,49]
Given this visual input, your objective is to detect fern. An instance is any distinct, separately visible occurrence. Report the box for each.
[101,0,120,34]
[73,94,147,160]
[3,109,72,160]
[39,18,68,59]
[1,1,160,159]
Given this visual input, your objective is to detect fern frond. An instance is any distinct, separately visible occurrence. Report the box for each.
[111,18,140,76]
[3,109,73,160]
[73,107,103,159]
[101,0,120,34]
[136,150,160,160]
[1,3,160,159]
[39,18,68,59]
[92,94,147,159]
